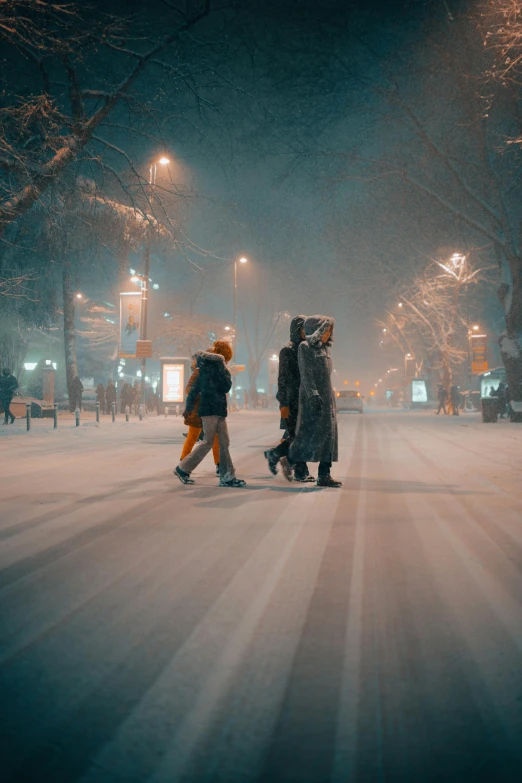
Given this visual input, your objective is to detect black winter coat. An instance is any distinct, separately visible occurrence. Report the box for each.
[290,315,338,464]
[186,351,231,418]
[276,315,306,431]
[0,373,18,401]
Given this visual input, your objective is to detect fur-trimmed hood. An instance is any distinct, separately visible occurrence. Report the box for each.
[289,315,307,346]
[304,315,335,348]
[196,349,225,368]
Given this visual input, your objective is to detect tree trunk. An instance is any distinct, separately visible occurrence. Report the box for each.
[498,254,522,403]
[62,261,79,411]
[248,359,260,408]
[440,351,452,394]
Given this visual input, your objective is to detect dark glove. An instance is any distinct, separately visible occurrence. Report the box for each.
[182,410,190,419]
[310,395,323,414]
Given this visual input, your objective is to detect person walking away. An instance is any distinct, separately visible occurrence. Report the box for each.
[96,383,106,414]
[70,376,83,411]
[180,352,220,475]
[105,380,116,414]
[120,382,130,413]
[450,385,460,416]
[289,315,342,487]
[1,368,18,424]
[496,382,507,418]
[436,384,448,415]
[264,315,313,482]
[175,341,246,487]
[133,381,141,415]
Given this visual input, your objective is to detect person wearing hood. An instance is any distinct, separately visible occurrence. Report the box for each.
[180,351,220,474]
[1,368,18,424]
[175,340,246,487]
[264,315,314,482]
[289,315,341,487]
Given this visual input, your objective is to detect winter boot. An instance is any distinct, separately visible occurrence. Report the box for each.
[264,449,279,476]
[317,475,342,488]
[280,456,293,482]
[219,477,247,488]
[174,466,195,485]
[295,475,315,483]
[216,464,220,475]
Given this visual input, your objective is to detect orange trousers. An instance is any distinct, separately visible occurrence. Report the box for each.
[180,425,220,464]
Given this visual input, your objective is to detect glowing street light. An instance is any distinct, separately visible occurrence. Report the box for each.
[75,292,83,300]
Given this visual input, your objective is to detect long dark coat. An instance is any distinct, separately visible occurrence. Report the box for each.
[185,351,231,419]
[277,315,306,432]
[289,315,338,464]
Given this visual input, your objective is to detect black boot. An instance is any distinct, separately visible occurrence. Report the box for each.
[216,463,220,476]
[317,475,342,488]
[264,449,279,476]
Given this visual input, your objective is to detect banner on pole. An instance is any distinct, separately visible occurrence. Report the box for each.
[120,292,142,358]
[471,334,488,375]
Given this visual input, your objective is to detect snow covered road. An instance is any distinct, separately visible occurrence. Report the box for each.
[1,410,522,782]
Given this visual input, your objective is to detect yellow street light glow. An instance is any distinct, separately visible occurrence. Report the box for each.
[472,324,480,331]
[224,326,231,331]
[76,293,83,299]
[159,157,170,165]
[382,328,387,333]
[239,256,248,264]
[398,302,403,308]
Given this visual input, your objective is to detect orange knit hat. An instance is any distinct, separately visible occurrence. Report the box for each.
[213,340,233,362]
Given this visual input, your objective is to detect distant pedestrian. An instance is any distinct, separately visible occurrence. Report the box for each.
[264,315,313,482]
[175,340,246,487]
[496,382,507,418]
[96,383,106,414]
[180,353,220,475]
[133,381,141,414]
[450,385,460,416]
[146,388,158,413]
[70,376,83,411]
[1,368,18,424]
[105,380,116,414]
[289,315,342,487]
[436,384,448,415]
[120,382,131,413]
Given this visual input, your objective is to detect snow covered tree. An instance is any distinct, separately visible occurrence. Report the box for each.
[0,0,216,237]
[380,254,490,391]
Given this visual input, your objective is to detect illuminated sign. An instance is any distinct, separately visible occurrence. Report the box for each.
[162,364,185,403]
[160,357,191,405]
[471,334,488,374]
[411,379,428,403]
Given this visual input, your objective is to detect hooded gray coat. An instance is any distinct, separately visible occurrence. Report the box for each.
[289,315,338,464]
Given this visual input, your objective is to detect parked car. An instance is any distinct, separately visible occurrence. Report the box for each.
[336,389,364,413]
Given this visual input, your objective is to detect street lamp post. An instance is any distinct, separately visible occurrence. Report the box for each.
[232,256,248,410]
[138,155,170,410]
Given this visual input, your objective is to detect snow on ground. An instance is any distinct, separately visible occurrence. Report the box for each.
[1,410,522,782]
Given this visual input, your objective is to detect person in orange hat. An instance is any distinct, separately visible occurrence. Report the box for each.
[175,340,246,487]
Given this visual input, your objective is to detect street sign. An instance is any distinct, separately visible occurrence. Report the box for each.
[471,334,488,374]
[229,364,245,377]
[136,340,153,358]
